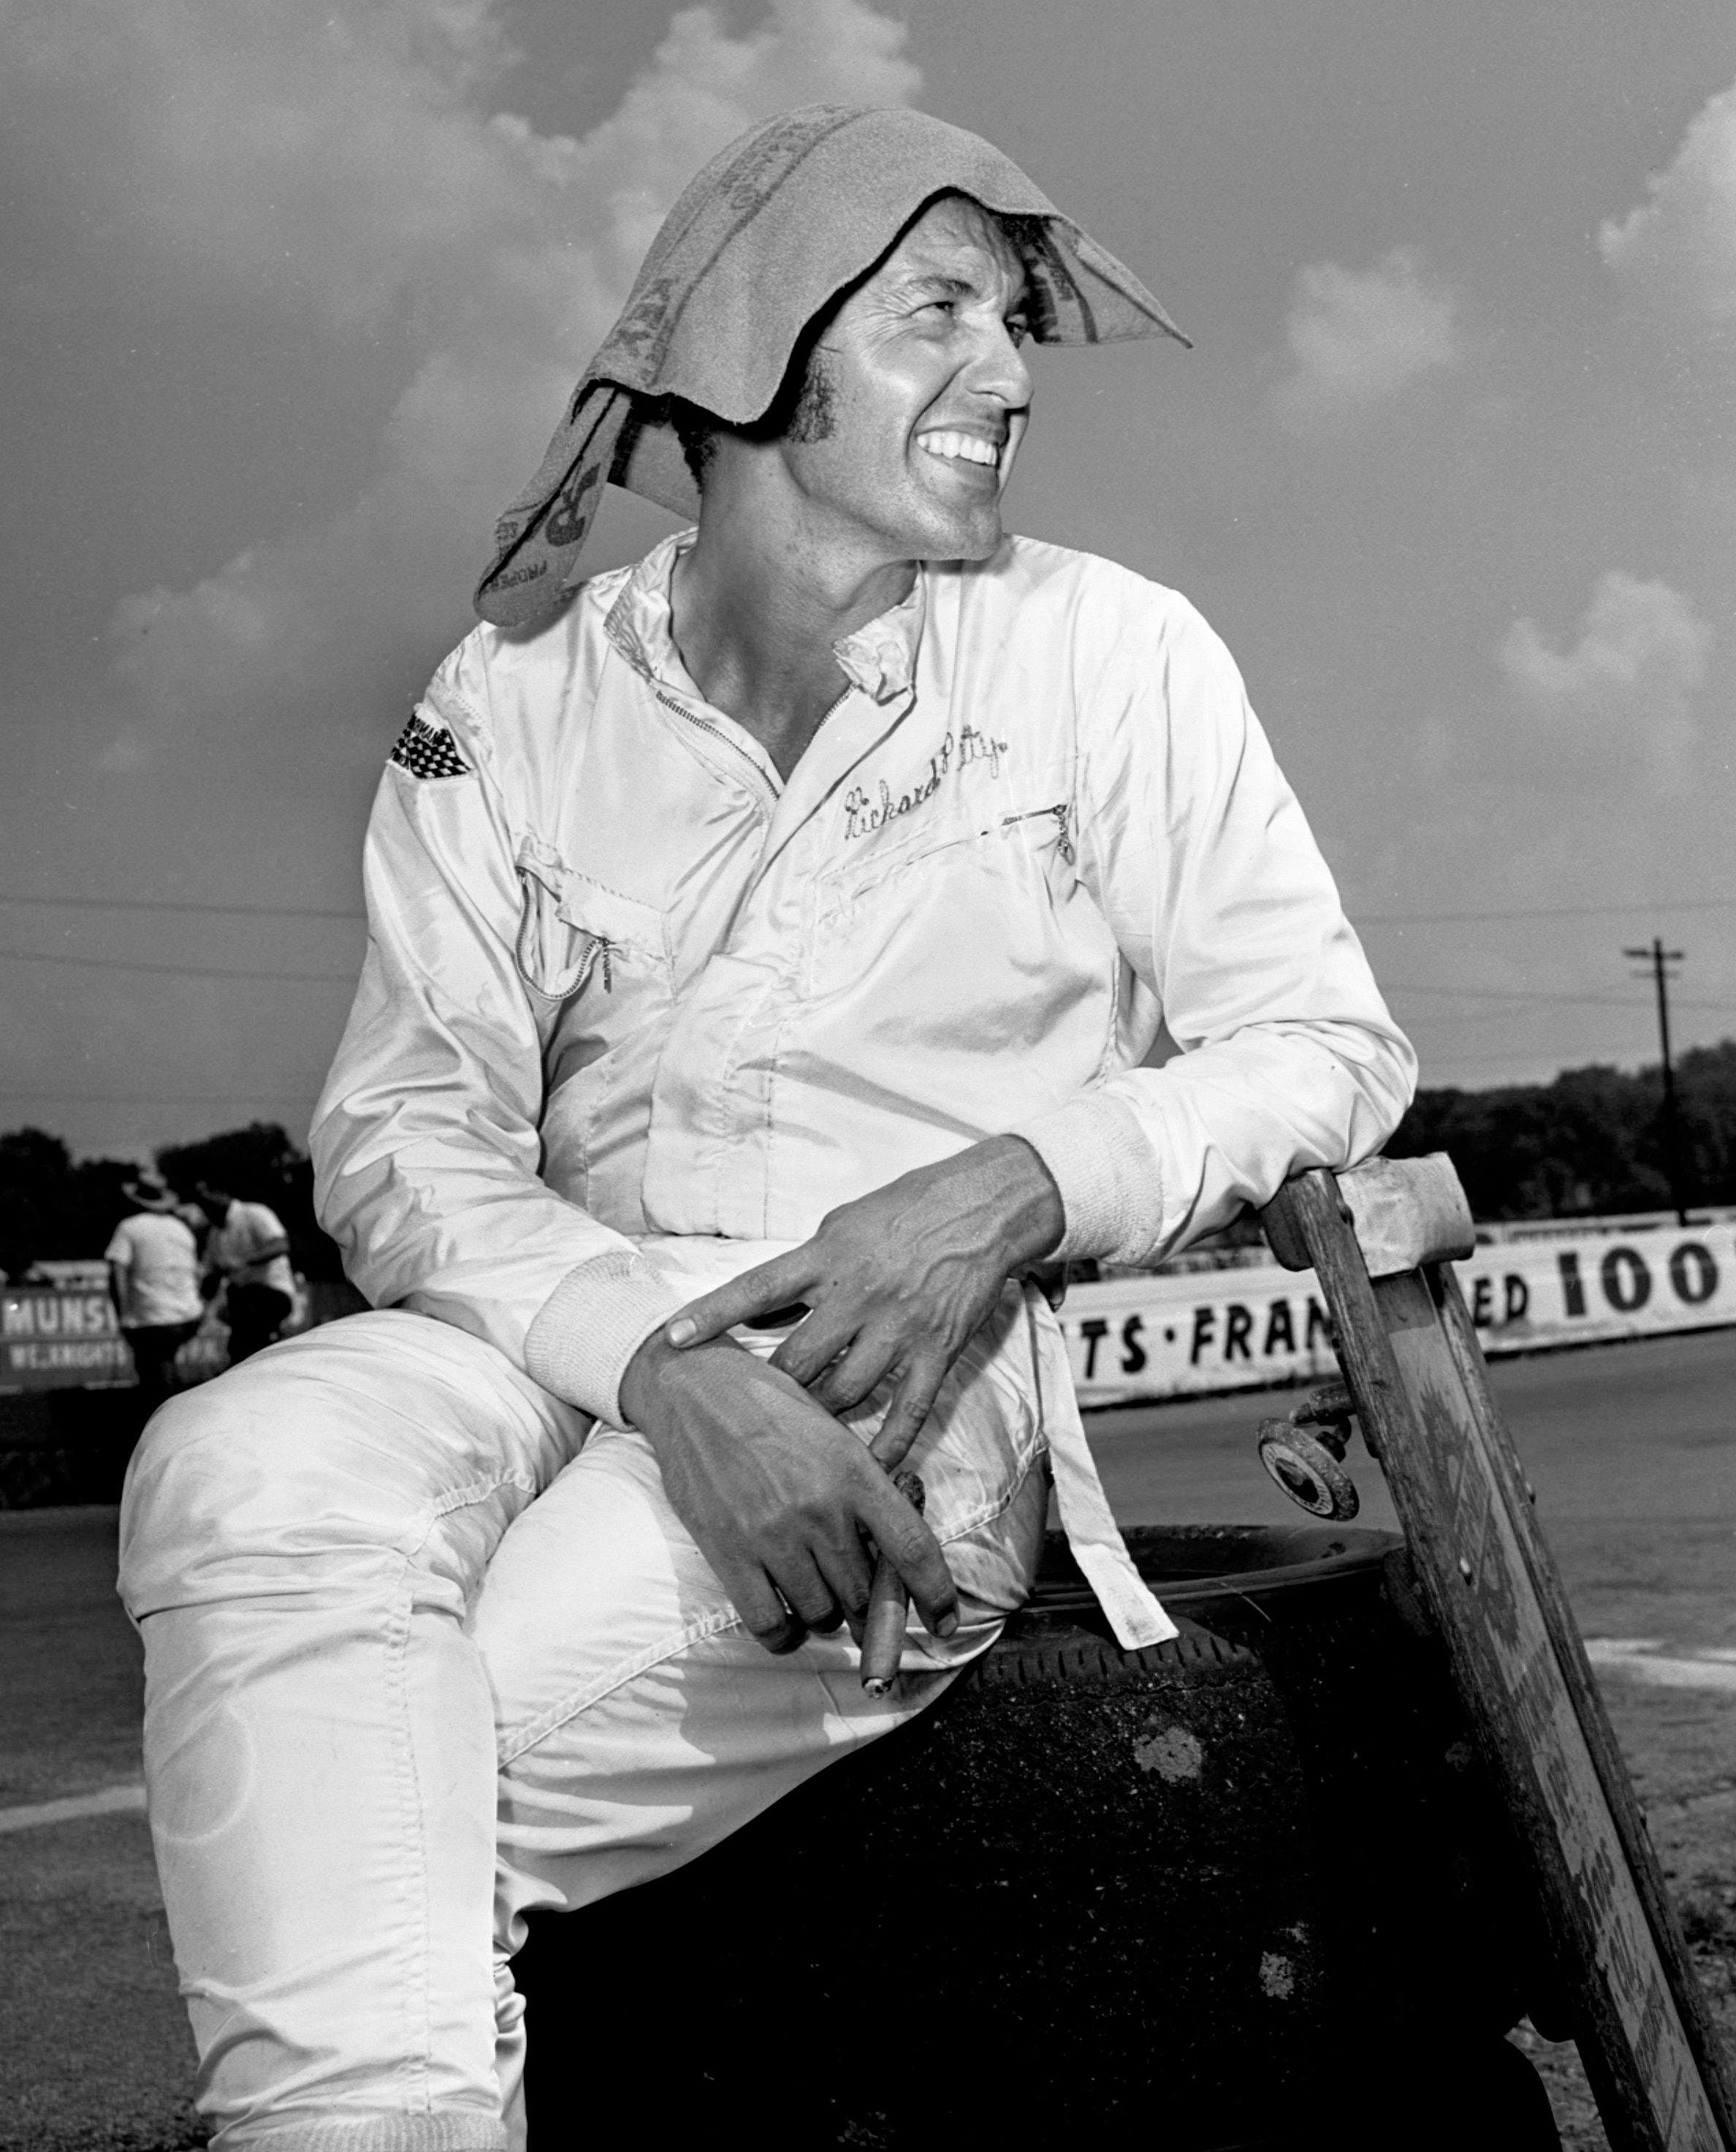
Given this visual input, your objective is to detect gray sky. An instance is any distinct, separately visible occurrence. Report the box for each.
[4,0,1735,1161]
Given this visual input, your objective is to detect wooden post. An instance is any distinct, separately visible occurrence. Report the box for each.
[1261,1160,1735,2152]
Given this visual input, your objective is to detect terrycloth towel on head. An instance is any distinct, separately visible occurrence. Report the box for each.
[476,102,1188,627]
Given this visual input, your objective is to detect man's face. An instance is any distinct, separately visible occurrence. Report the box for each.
[775,195,1033,565]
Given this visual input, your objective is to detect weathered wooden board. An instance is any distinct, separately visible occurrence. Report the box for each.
[1263,1150,1475,1278]
[1262,1166,1735,2152]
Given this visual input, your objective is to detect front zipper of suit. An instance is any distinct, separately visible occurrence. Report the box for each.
[650,686,779,796]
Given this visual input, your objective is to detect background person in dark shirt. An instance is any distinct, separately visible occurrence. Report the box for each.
[196,1183,296,1363]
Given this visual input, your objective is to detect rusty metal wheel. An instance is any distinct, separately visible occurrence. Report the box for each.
[1256,1421,1360,1518]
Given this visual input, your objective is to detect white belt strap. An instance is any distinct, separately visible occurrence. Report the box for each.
[1024,1285,1178,1651]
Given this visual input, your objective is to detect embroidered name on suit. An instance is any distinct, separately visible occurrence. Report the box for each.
[842,723,1009,841]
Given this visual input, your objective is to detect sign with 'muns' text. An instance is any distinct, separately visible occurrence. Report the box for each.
[1,1287,135,1391]
[1062,1224,1736,1406]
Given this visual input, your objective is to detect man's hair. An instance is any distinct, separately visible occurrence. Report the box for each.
[664,202,1050,494]
[669,398,722,490]
[664,294,841,493]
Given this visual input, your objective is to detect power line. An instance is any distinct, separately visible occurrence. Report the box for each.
[6,944,1731,1011]
[0,891,365,921]
[1357,898,1736,926]
[0,1090,321,1105]
[1381,980,1735,1014]
[1412,1054,1569,1075]
[0,948,356,984]
[0,888,1732,929]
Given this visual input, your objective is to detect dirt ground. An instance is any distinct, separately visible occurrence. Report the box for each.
[1508,1534,1736,2148]
[1510,1680,1736,2147]
[2,1326,1732,2149]
[1086,1328,1736,2148]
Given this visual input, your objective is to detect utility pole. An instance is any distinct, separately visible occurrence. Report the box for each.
[1623,936,1689,1225]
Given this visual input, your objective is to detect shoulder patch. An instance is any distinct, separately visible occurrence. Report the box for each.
[389,712,471,780]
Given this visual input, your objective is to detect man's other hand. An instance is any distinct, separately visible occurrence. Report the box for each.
[617,1331,958,1655]
[659,1136,1065,1469]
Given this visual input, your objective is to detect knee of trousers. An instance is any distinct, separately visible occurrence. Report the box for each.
[119,1380,247,1616]
[117,1377,406,1628]
[117,1312,577,1626]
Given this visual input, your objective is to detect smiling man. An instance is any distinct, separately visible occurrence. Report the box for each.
[120,107,1414,2151]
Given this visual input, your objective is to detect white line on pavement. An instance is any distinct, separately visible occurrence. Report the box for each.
[1584,1639,1736,1695]
[0,1782,147,1834]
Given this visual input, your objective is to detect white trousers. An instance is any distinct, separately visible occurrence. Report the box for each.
[118,1304,1048,2152]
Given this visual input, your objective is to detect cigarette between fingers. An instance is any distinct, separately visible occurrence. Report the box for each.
[860,1470,924,1697]
[859,1562,907,1697]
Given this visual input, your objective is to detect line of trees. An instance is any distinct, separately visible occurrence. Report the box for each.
[0,1121,345,1283]
[3,1038,1734,1280]
[1385,1039,1736,1219]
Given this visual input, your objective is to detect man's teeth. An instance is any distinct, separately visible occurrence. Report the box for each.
[918,431,999,468]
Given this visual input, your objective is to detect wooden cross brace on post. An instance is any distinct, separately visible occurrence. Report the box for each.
[1260,1155,1735,2152]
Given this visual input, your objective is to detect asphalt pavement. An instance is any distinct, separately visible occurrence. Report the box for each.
[2,1326,1732,2151]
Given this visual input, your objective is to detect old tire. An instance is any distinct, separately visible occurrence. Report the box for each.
[519,1524,1560,2148]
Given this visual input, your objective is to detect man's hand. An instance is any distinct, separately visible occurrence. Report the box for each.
[618,1330,958,1655]
[660,1136,1065,1469]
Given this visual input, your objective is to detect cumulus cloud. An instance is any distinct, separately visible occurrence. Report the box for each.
[1599,78,1736,319]
[1497,571,1714,793]
[5,0,920,756]
[1271,248,1461,432]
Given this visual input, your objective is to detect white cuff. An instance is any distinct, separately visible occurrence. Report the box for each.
[522,1251,688,1426]
[1012,1092,1165,1265]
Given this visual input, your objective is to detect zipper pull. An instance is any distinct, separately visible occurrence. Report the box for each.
[568,932,614,998]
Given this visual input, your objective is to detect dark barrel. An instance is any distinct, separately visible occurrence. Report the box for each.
[518,1524,1565,2149]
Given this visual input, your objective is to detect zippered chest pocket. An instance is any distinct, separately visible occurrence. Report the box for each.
[805,772,1085,1011]
[514,856,671,1010]
[815,758,1078,921]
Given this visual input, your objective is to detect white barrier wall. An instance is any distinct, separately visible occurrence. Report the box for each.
[1062,1223,1736,1406]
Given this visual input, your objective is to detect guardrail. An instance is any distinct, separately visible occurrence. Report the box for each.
[7,1217,1732,1413]
[1063,1220,1736,1406]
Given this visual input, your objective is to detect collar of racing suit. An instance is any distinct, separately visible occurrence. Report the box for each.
[601,531,929,711]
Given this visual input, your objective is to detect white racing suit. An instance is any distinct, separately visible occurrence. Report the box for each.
[120,531,1415,2151]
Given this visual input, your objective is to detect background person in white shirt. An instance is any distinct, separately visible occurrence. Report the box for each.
[194,1182,296,1363]
[105,1173,203,1415]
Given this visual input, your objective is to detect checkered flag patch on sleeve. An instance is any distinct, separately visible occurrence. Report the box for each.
[389,712,471,780]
